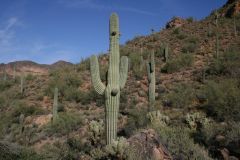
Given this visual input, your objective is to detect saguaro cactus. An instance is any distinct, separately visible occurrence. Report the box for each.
[164,44,169,62]
[52,87,58,123]
[90,13,128,145]
[215,11,219,59]
[234,16,237,37]
[13,65,16,80]
[147,51,155,110]
[20,73,24,94]
[3,67,7,81]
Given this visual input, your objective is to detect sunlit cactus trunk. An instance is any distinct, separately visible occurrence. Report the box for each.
[90,13,128,145]
[52,87,58,123]
[147,51,155,110]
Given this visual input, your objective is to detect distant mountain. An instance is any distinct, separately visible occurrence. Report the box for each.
[0,60,73,75]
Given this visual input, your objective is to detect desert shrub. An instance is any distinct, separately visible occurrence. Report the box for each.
[161,54,193,73]
[0,80,14,91]
[11,101,45,118]
[124,108,149,137]
[172,27,180,34]
[186,17,194,23]
[176,33,187,40]
[77,58,90,71]
[152,125,213,160]
[203,79,240,121]
[25,74,36,81]
[165,83,195,108]
[0,141,43,160]
[208,45,240,77]
[46,66,82,102]
[129,53,145,79]
[182,36,199,53]
[44,112,84,136]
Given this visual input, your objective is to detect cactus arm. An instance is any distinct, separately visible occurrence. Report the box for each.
[119,56,128,89]
[90,55,106,95]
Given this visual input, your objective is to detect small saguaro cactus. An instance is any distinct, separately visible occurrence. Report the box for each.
[52,87,58,123]
[164,44,169,62]
[3,67,7,81]
[215,11,219,59]
[90,13,129,145]
[19,114,25,134]
[13,65,16,80]
[147,51,155,110]
[234,16,237,37]
[20,73,24,94]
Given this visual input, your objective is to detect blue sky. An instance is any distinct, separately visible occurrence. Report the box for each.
[0,0,227,64]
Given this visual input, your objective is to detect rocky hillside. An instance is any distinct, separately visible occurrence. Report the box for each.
[0,0,239,160]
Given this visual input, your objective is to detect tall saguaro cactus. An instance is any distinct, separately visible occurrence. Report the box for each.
[90,13,128,145]
[52,87,58,123]
[147,51,155,110]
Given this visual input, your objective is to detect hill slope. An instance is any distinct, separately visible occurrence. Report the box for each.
[0,1,239,159]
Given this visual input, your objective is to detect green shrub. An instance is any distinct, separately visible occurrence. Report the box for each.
[203,79,240,121]
[46,66,82,102]
[152,125,213,160]
[0,80,14,91]
[129,53,145,79]
[124,108,149,137]
[186,17,194,23]
[182,36,199,53]
[44,112,84,136]
[165,83,195,108]
[208,45,240,78]
[161,54,193,73]
[11,101,45,118]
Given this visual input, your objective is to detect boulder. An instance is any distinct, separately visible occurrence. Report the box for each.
[128,129,172,160]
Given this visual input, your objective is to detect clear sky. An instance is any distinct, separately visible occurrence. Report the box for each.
[0,0,227,64]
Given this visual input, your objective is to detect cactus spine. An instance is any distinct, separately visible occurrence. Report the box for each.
[90,13,128,145]
[52,87,58,123]
[147,51,155,110]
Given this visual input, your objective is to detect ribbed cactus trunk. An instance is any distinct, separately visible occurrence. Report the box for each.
[90,13,128,145]
[147,51,155,111]
[52,87,58,123]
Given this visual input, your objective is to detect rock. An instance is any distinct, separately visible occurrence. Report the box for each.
[219,148,230,160]
[128,129,172,160]
[226,1,240,17]
[138,90,146,97]
[157,85,166,94]
[166,17,186,29]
